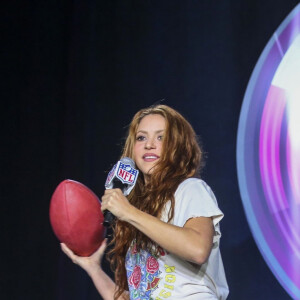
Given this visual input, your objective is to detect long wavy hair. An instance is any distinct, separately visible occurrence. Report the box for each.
[107,104,203,299]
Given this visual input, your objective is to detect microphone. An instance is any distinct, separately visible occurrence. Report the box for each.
[103,157,139,227]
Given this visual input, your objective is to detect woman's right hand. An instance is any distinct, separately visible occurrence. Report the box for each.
[60,239,107,276]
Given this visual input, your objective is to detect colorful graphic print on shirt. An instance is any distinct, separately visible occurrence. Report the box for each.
[125,243,165,299]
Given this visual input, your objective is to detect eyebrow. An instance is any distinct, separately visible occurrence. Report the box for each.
[136,129,164,134]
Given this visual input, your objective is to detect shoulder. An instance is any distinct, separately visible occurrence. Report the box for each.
[175,178,216,202]
[176,177,209,188]
[171,178,223,228]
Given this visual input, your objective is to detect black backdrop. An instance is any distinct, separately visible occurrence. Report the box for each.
[2,1,298,299]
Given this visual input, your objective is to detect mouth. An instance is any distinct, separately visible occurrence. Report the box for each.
[143,153,160,162]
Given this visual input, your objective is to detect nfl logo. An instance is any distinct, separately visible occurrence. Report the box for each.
[117,162,138,185]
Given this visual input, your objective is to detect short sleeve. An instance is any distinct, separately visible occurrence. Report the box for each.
[172,178,224,243]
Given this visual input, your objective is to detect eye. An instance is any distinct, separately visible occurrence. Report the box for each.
[136,135,146,141]
[157,135,163,141]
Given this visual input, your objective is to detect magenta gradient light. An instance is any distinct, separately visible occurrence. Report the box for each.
[237,4,300,299]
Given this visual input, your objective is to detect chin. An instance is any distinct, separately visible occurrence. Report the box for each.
[139,167,155,178]
[137,161,160,179]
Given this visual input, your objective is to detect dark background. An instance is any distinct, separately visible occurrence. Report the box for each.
[2,1,298,299]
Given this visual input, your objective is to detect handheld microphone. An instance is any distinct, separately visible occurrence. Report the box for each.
[103,157,139,227]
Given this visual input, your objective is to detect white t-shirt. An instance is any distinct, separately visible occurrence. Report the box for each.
[125,178,229,299]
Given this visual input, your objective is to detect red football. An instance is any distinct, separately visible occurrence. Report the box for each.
[49,179,105,256]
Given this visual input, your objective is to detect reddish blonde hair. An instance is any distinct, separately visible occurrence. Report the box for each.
[108,105,203,299]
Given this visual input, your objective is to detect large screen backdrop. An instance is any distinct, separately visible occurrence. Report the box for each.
[237,4,300,299]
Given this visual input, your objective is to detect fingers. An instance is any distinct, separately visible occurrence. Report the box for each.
[101,189,121,211]
[61,239,107,262]
[99,238,107,252]
[92,239,107,258]
[103,188,122,195]
[60,241,106,274]
[60,243,72,256]
[101,189,130,220]
[61,243,78,264]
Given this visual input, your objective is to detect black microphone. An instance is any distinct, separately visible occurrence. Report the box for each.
[103,157,139,227]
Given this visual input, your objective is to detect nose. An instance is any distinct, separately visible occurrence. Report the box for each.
[145,137,156,149]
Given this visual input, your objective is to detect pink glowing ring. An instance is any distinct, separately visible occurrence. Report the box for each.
[237,4,300,299]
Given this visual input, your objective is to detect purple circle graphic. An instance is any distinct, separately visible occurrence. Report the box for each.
[237,4,300,299]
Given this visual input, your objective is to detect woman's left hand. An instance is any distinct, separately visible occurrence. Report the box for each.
[101,188,133,221]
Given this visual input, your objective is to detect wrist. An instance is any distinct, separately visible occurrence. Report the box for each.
[86,262,103,278]
[123,205,141,224]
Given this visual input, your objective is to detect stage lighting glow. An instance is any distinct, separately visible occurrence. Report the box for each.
[237,4,300,299]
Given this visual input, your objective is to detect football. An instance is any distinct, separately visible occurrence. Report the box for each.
[49,179,105,256]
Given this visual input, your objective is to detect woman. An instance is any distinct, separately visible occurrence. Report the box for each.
[61,104,229,299]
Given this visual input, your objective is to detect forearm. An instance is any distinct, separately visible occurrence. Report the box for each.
[60,241,128,300]
[101,189,213,264]
[87,267,128,300]
[125,206,213,264]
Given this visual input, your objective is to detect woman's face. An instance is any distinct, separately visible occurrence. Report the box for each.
[133,114,166,183]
